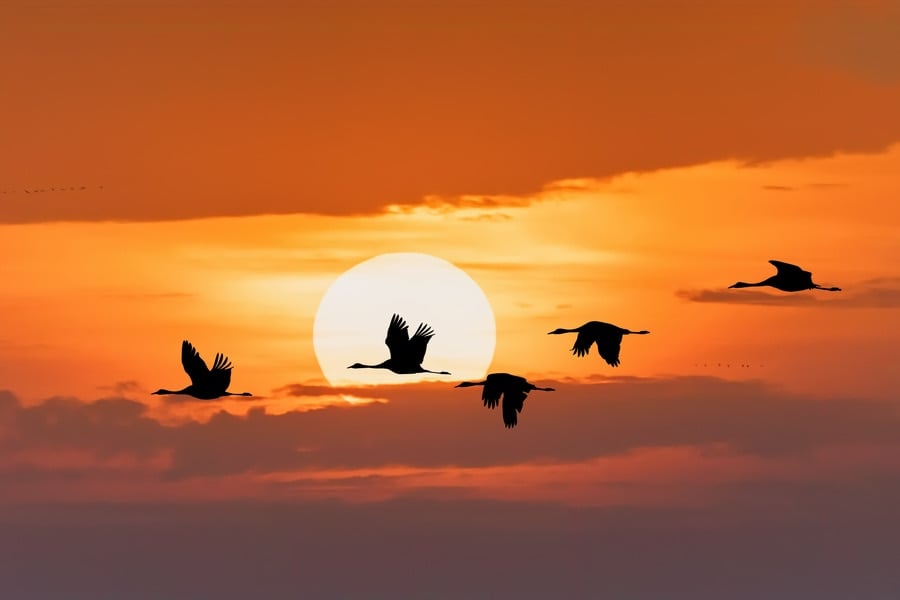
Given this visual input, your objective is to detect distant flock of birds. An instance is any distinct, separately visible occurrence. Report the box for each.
[0,185,104,194]
[153,259,842,429]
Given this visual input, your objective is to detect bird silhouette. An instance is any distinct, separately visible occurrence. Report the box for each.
[728,260,841,292]
[152,340,252,399]
[348,313,450,375]
[548,321,649,367]
[455,372,555,429]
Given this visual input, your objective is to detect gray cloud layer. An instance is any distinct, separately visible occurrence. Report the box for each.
[3,373,899,599]
[3,375,899,481]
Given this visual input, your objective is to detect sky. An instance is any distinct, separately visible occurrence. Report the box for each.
[2,1,900,598]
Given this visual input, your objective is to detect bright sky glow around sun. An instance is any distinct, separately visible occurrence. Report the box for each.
[313,253,496,386]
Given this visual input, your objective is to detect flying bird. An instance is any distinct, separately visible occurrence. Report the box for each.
[152,340,252,399]
[548,321,650,367]
[348,313,450,375]
[455,372,555,429]
[728,259,842,292]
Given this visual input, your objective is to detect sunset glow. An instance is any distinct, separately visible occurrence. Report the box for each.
[313,253,495,386]
[2,2,899,598]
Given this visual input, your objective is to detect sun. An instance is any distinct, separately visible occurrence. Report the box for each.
[313,253,496,386]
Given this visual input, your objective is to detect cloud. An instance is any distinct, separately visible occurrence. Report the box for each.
[676,277,900,308]
[3,378,900,600]
[3,2,900,223]
[0,392,169,459]
[676,288,820,306]
[96,380,145,395]
[3,375,899,483]
[458,212,513,222]
[272,383,383,397]
[762,181,851,192]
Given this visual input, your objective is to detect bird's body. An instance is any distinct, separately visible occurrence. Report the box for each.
[729,260,841,292]
[456,372,555,429]
[548,321,649,367]
[152,340,252,400]
[348,313,450,375]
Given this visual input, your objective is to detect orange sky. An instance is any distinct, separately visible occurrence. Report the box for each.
[1,2,899,598]
[1,147,897,405]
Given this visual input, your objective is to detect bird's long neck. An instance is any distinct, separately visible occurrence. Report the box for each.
[458,380,487,387]
[624,330,650,335]
[731,281,766,288]
[420,368,451,375]
[223,391,253,396]
[531,385,555,392]
[813,285,842,292]
[355,361,391,369]
[153,387,190,395]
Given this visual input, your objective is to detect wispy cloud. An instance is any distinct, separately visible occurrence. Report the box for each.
[96,380,146,395]
[676,278,900,308]
[272,383,387,398]
[458,212,513,222]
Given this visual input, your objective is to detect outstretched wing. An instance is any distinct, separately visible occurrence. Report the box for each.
[207,352,234,393]
[769,260,810,278]
[181,340,210,385]
[408,322,436,366]
[482,377,503,410]
[501,388,528,429]
[384,314,410,361]
[571,329,595,358]
[182,340,233,392]
[595,335,622,367]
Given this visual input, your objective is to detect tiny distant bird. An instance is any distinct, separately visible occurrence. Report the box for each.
[455,373,555,429]
[348,313,450,375]
[152,340,252,399]
[728,260,841,292]
[548,321,650,367]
